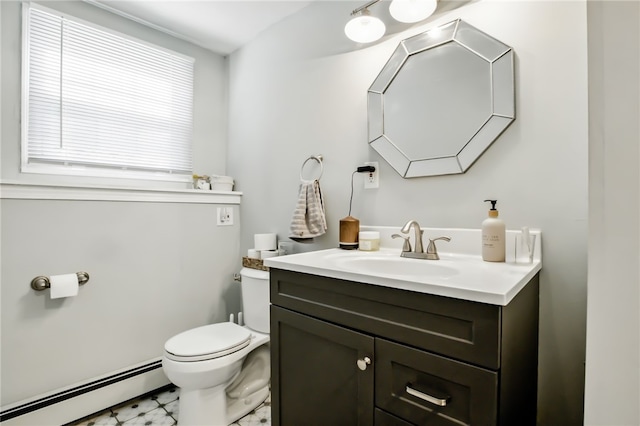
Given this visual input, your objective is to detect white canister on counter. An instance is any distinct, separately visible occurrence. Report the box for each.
[358,231,380,251]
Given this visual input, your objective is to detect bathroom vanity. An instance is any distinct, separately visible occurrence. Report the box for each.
[264,228,541,426]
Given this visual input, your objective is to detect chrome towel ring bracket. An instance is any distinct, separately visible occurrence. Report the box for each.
[300,155,323,181]
[31,272,90,291]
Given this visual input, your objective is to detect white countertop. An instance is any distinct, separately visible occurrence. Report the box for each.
[264,227,542,306]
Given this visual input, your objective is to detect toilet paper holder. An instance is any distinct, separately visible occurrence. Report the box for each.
[31,272,90,291]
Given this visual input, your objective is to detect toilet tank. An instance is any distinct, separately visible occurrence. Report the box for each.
[239,268,270,333]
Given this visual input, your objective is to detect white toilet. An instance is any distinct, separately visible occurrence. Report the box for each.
[162,268,271,426]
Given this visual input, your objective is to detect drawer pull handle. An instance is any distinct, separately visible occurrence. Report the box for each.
[406,385,450,407]
[357,356,371,371]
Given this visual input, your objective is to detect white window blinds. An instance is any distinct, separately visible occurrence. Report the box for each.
[23,4,194,178]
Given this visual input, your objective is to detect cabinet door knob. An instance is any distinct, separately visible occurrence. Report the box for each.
[357,356,371,371]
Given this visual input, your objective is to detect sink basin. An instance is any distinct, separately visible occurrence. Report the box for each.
[325,252,459,279]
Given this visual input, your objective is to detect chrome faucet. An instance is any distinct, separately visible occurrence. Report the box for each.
[393,220,451,260]
[401,220,424,253]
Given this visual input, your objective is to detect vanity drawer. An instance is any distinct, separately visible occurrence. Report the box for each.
[375,338,497,426]
[375,408,414,426]
[270,269,501,369]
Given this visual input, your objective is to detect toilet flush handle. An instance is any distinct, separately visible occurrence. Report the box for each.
[357,356,371,371]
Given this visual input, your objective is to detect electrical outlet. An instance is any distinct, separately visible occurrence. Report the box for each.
[216,207,234,226]
[364,161,379,189]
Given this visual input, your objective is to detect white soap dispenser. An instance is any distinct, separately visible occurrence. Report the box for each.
[482,199,505,262]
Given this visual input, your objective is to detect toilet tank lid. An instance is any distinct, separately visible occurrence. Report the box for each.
[240,267,269,280]
[164,322,251,358]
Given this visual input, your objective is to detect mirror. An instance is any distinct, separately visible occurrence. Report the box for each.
[368,19,515,178]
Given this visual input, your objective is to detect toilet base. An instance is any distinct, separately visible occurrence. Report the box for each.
[176,384,269,426]
[178,383,228,426]
[227,385,270,424]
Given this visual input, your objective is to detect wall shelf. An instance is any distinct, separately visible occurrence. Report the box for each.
[0,182,242,204]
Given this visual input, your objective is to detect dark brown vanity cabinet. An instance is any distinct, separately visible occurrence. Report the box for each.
[270,269,539,426]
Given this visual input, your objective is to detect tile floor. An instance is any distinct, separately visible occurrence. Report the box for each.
[68,386,271,426]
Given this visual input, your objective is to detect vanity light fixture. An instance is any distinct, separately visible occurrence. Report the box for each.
[389,0,437,23]
[344,6,386,43]
[345,0,437,43]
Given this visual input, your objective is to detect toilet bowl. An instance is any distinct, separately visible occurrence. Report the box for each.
[162,268,270,426]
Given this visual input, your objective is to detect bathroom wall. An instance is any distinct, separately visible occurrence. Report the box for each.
[0,1,240,409]
[228,1,589,425]
[0,198,242,406]
[584,1,640,425]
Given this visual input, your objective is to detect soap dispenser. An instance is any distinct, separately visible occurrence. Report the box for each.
[482,199,505,262]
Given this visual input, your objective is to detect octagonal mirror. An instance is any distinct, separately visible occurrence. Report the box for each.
[368,19,515,178]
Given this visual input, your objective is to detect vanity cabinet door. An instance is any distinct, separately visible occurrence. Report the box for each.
[375,338,498,426]
[270,306,374,426]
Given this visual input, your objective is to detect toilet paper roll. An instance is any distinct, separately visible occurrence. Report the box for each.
[247,249,260,259]
[254,233,277,251]
[259,250,278,259]
[49,273,79,299]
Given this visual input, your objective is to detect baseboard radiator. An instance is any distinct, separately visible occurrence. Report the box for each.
[0,357,170,425]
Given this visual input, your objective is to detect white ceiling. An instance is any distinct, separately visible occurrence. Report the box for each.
[87,1,471,56]
[88,0,318,55]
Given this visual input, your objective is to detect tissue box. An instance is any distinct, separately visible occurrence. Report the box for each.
[242,256,269,271]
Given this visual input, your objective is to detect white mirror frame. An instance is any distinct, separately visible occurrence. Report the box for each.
[368,19,515,178]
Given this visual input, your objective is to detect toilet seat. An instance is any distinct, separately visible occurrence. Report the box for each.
[164,322,252,362]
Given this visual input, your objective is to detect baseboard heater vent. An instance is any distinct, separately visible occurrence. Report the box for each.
[1,359,165,423]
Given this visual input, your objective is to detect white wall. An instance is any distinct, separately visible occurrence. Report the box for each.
[228,1,588,424]
[584,1,640,425]
[0,199,242,405]
[0,1,240,408]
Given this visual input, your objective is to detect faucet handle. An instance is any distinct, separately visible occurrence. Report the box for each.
[426,236,451,260]
[392,234,411,252]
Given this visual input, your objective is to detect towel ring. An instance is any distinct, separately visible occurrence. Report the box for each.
[300,155,323,181]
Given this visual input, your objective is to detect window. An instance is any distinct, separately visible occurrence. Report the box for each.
[22,3,194,182]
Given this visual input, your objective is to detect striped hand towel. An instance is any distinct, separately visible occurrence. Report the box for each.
[289,179,327,241]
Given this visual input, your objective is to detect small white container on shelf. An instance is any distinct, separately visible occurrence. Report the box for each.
[211,175,234,191]
[358,231,380,251]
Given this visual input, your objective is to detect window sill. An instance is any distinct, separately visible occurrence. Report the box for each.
[0,181,242,204]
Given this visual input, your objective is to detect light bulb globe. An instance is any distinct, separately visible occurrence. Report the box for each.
[344,12,386,43]
[389,0,437,23]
